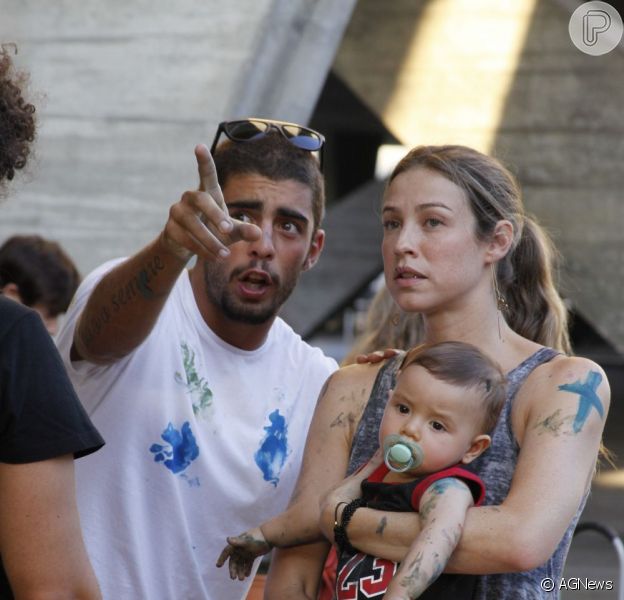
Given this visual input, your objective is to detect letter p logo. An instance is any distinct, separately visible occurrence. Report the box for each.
[583,10,611,46]
[569,1,623,56]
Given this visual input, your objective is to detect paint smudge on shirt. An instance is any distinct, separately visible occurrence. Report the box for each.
[150,421,200,474]
[255,409,289,487]
[174,342,213,416]
[180,473,201,488]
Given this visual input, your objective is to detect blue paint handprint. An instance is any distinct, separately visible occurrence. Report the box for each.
[150,422,199,474]
[254,409,289,487]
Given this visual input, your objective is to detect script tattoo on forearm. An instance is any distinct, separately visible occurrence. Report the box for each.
[81,256,165,345]
[111,255,165,308]
[81,305,112,346]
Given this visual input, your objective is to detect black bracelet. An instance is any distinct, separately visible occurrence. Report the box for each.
[334,502,349,527]
[333,498,366,555]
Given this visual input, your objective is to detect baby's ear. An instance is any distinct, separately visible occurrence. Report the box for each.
[461,434,491,464]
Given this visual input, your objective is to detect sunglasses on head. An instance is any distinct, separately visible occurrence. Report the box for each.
[210,118,325,170]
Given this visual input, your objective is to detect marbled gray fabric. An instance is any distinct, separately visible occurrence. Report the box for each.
[347,347,584,599]
[347,352,404,476]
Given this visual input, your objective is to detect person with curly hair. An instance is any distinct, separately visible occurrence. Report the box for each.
[0,44,104,599]
[0,44,36,188]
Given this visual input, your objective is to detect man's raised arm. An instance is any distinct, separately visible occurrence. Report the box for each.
[72,145,260,364]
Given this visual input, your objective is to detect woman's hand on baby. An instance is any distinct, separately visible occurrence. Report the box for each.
[319,449,384,528]
[319,449,385,542]
[356,448,385,482]
[215,526,272,580]
[326,449,384,503]
[355,348,401,364]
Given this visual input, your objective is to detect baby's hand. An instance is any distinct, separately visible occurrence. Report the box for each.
[215,526,272,581]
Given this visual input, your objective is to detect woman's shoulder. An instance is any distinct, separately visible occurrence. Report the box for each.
[511,348,610,445]
[329,360,387,393]
[319,357,398,412]
[532,352,607,386]
[545,354,609,398]
[517,350,610,411]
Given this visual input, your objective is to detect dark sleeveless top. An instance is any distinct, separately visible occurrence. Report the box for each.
[348,347,584,599]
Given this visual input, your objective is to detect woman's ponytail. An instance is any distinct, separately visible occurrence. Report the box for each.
[499,216,571,354]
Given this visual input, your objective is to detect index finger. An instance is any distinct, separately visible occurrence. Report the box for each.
[195,144,226,210]
[216,544,233,568]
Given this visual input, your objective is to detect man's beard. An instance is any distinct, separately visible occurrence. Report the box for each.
[202,259,301,325]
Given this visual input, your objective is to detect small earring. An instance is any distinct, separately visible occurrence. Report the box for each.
[491,265,509,312]
[391,312,400,326]
[492,265,509,341]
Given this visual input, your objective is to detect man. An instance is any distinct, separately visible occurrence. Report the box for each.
[0,234,81,335]
[56,120,338,599]
[0,44,103,600]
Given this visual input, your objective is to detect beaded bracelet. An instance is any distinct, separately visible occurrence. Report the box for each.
[334,502,349,527]
[333,498,366,555]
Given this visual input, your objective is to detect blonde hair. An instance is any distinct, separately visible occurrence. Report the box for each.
[389,145,571,354]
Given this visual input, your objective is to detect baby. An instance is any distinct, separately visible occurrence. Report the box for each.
[217,341,506,599]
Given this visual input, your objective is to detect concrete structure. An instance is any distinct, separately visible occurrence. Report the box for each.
[0,0,356,272]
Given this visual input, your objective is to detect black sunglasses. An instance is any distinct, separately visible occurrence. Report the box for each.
[210,118,325,170]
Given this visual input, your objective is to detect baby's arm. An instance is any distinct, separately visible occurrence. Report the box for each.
[384,477,474,600]
[217,452,383,581]
[215,509,316,581]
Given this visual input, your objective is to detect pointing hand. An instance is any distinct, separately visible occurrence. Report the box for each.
[162,144,261,261]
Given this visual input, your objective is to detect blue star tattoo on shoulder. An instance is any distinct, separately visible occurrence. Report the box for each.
[558,370,604,433]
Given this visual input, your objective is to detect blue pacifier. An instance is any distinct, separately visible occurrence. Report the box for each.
[383,434,424,473]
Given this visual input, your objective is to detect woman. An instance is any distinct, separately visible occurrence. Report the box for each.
[264,145,610,599]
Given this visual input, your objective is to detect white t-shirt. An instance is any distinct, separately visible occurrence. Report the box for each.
[56,260,338,600]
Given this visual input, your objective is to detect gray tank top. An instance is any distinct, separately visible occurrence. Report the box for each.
[348,347,584,599]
